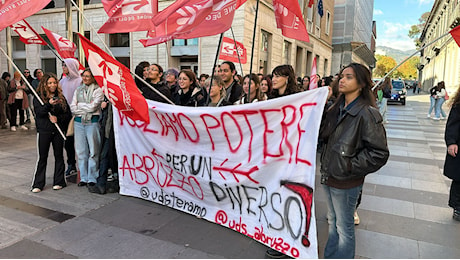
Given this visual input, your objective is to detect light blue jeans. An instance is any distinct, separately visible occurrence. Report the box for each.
[323,184,363,259]
[379,98,388,122]
[434,97,446,119]
[428,96,436,116]
[74,120,101,184]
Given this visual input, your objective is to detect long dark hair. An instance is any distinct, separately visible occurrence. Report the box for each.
[242,73,264,102]
[320,63,376,139]
[271,64,299,97]
[37,73,67,111]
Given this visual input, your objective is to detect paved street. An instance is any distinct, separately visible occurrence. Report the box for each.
[0,91,459,259]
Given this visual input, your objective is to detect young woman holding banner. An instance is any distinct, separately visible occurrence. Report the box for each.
[319,63,389,258]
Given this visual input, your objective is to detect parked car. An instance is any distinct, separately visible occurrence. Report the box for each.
[389,79,407,105]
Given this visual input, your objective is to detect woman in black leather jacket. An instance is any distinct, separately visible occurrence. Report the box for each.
[319,63,389,258]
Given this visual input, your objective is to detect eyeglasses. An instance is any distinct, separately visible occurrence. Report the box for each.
[24,71,30,74]
[150,68,159,72]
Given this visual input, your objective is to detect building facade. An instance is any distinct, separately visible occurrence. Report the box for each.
[0,0,335,79]
[419,0,460,94]
[331,0,376,75]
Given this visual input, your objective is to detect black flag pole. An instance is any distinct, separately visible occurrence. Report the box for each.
[247,0,260,103]
[206,33,225,105]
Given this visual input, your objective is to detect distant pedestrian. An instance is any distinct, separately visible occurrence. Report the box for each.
[319,63,389,259]
[302,76,310,91]
[427,85,437,118]
[443,85,460,221]
[7,71,29,131]
[0,76,8,128]
[31,73,71,193]
[433,81,447,120]
[70,68,104,190]
[260,75,272,100]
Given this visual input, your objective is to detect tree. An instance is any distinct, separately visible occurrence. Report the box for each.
[408,12,430,48]
[373,54,397,78]
[397,56,420,79]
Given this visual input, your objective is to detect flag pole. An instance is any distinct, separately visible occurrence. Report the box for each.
[373,26,457,91]
[247,0,260,103]
[206,33,225,105]
[0,46,67,140]
[230,27,244,75]
[45,43,64,62]
[68,0,174,105]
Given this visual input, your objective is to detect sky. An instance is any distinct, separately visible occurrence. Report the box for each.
[373,0,435,51]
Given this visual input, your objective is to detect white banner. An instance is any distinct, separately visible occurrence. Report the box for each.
[113,87,328,258]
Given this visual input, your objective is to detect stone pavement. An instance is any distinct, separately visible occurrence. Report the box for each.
[0,91,459,259]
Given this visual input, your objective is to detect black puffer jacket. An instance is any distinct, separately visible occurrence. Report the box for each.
[320,98,389,186]
[34,96,71,134]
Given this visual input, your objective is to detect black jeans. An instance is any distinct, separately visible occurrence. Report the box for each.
[64,135,76,166]
[32,132,66,189]
[449,180,460,210]
[9,99,25,126]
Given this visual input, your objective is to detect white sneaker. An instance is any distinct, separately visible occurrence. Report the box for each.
[433,117,440,120]
[440,116,446,120]
[10,126,16,132]
[19,125,28,130]
[427,114,431,118]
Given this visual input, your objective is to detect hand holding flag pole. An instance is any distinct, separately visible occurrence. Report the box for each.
[0,46,67,140]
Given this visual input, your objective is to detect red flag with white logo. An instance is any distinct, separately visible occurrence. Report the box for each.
[0,0,51,31]
[219,37,247,64]
[450,25,460,47]
[78,34,150,123]
[140,0,246,47]
[273,0,310,42]
[42,27,77,59]
[10,20,46,45]
[308,0,314,8]
[309,57,318,90]
[98,0,158,33]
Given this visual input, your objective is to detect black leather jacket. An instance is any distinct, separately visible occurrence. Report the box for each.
[320,98,389,183]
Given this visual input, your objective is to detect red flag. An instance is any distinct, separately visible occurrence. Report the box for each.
[78,34,150,123]
[140,0,246,47]
[273,0,310,42]
[10,20,46,45]
[450,25,460,47]
[309,57,318,90]
[98,0,158,33]
[42,27,77,59]
[0,0,51,31]
[308,0,314,8]
[219,37,247,64]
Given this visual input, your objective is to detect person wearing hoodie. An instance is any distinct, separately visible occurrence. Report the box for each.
[60,58,82,176]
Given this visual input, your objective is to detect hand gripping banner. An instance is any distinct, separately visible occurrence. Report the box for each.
[112,87,328,258]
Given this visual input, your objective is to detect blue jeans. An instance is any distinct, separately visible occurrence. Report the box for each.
[428,96,436,116]
[323,184,363,259]
[379,98,388,122]
[74,120,101,183]
[434,97,446,118]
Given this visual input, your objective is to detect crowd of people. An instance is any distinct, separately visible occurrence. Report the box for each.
[6,58,460,258]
